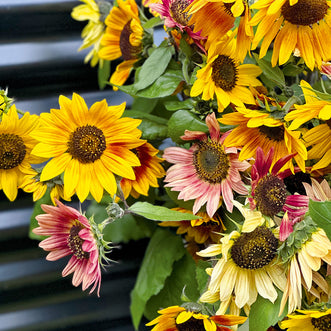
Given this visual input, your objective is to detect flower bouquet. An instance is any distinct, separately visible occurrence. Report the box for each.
[2,0,331,330]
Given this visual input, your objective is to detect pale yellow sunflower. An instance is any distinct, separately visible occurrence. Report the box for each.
[190,31,262,111]
[98,0,144,90]
[188,0,253,60]
[71,0,107,67]
[198,204,286,312]
[146,305,247,331]
[120,142,165,199]
[0,105,44,201]
[31,93,144,202]
[219,103,307,172]
[251,0,331,70]
[285,80,331,130]
[280,308,331,330]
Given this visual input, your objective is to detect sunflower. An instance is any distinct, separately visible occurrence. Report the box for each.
[303,119,331,171]
[146,305,247,331]
[187,0,253,60]
[159,207,225,244]
[285,80,331,130]
[219,102,307,172]
[120,142,165,199]
[198,208,286,311]
[163,112,250,217]
[71,0,107,67]
[190,32,261,112]
[251,0,331,70]
[0,105,44,201]
[279,218,331,315]
[20,169,70,205]
[33,200,111,296]
[31,93,144,202]
[279,308,331,331]
[98,0,144,90]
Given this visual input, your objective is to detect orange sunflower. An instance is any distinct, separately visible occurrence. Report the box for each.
[219,103,307,172]
[251,0,331,70]
[190,31,262,111]
[120,142,165,199]
[98,0,144,89]
[31,93,144,202]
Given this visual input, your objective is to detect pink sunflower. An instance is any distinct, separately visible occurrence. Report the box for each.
[33,200,103,296]
[249,147,309,241]
[163,112,250,217]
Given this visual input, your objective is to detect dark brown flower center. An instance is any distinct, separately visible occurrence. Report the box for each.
[211,55,238,91]
[254,174,287,217]
[258,125,284,142]
[119,20,142,61]
[67,224,89,260]
[176,316,205,331]
[281,0,329,26]
[193,140,230,184]
[231,226,278,269]
[67,125,106,164]
[326,119,331,129]
[311,314,331,331]
[0,133,26,169]
[170,0,192,26]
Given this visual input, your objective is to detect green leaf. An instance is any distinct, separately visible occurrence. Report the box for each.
[98,60,110,90]
[249,288,287,331]
[138,119,168,140]
[282,63,304,77]
[195,260,210,295]
[29,191,53,240]
[164,98,195,111]
[124,109,168,125]
[130,228,186,329]
[134,46,174,91]
[309,200,331,240]
[131,97,159,113]
[143,16,163,29]
[253,53,285,87]
[144,251,200,321]
[167,109,208,144]
[128,202,201,221]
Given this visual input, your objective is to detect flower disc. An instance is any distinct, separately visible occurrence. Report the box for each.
[211,54,238,91]
[0,133,26,169]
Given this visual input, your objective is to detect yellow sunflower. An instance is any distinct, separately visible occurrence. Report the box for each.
[285,80,331,130]
[98,0,144,90]
[190,31,262,111]
[31,93,144,202]
[0,105,44,201]
[120,142,165,199]
[71,0,107,67]
[279,308,331,331]
[251,0,331,70]
[198,205,286,312]
[188,0,253,60]
[159,207,225,244]
[279,220,331,315]
[146,305,247,330]
[303,119,331,171]
[219,104,307,172]
[20,169,70,205]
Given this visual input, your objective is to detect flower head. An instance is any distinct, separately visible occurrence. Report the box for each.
[190,32,262,111]
[146,305,247,331]
[98,0,144,89]
[0,105,44,201]
[163,112,250,217]
[31,93,144,202]
[0,88,14,116]
[251,0,331,70]
[33,200,111,296]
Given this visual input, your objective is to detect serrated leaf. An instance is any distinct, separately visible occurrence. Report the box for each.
[167,109,208,144]
[309,200,331,240]
[128,201,201,221]
[134,46,174,91]
[249,288,287,331]
[29,191,53,240]
[144,251,200,321]
[130,228,186,329]
[253,53,285,87]
[98,60,110,90]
